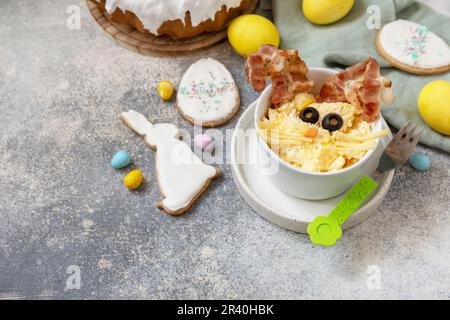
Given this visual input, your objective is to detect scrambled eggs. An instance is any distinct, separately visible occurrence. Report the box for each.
[258,93,388,172]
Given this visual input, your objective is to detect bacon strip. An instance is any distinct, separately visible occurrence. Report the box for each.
[246,45,314,107]
[319,58,394,123]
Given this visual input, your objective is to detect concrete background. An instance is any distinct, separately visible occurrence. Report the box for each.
[0,0,448,299]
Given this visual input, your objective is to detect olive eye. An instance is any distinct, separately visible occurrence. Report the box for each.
[300,107,320,124]
[322,113,344,132]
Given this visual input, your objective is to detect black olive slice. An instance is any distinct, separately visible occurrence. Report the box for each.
[300,107,320,124]
[322,113,344,132]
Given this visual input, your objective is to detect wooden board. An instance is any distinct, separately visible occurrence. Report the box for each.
[86,0,259,56]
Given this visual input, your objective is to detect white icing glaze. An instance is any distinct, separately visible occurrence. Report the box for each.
[177,58,239,122]
[380,19,450,69]
[121,110,217,212]
[100,0,243,35]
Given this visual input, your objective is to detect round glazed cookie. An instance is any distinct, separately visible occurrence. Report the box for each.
[177,58,240,127]
[376,20,450,75]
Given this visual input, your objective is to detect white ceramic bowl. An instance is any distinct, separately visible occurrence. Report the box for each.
[255,68,384,200]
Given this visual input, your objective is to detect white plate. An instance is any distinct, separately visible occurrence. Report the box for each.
[231,102,395,234]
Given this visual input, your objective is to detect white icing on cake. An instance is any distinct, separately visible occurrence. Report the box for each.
[379,19,450,69]
[177,58,239,122]
[101,0,243,35]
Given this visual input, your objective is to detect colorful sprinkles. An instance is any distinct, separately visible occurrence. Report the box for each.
[402,26,429,65]
[179,71,234,114]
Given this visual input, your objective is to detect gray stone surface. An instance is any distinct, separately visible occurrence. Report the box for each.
[0,0,449,300]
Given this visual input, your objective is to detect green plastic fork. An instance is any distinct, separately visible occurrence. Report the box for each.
[307,122,423,247]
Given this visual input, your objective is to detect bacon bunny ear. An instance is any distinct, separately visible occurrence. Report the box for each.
[246,45,314,108]
[319,58,394,123]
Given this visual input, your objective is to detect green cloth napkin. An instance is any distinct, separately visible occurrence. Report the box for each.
[273,0,450,152]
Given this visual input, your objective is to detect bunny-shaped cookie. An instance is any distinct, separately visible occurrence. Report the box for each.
[121,110,220,216]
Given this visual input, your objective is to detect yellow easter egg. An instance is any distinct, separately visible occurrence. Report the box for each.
[124,170,143,190]
[418,80,450,136]
[227,14,280,57]
[157,80,174,101]
[303,0,355,25]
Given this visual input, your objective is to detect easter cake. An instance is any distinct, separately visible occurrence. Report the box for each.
[247,46,394,173]
[94,0,253,39]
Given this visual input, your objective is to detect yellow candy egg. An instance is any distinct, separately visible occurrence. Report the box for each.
[227,14,280,57]
[303,0,355,25]
[157,80,174,101]
[418,80,450,136]
[124,170,143,190]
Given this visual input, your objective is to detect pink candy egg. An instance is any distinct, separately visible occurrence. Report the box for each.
[194,134,214,151]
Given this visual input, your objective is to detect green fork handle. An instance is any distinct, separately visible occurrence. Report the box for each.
[307,176,379,247]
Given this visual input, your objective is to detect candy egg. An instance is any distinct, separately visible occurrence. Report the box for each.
[194,134,214,151]
[303,0,355,25]
[418,80,450,136]
[227,14,280,56]
[157,80,174,101]
[111,150,131,169]
[124,170,143,190]
[408,153,431,172]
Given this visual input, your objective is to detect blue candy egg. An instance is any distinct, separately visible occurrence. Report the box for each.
[111,150,131,169]
[408,153,431,172]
